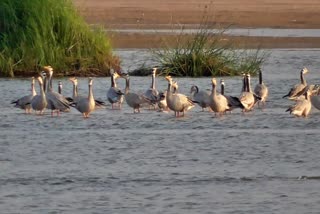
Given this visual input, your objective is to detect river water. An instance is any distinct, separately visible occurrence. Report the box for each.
[1,49,320,213]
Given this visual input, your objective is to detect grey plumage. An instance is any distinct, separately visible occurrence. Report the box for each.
[220,79,244,111]
[123,74,149,113]
[254,69,269,108]
[74,78,96,118]
[11,77,37,113]
[107,72,124,109]
[239,73,261,112]
[190,85,210,111]
[144,68,159,108]
[43,66,70,115]
[31,76,47,114]
[283,67,308,99]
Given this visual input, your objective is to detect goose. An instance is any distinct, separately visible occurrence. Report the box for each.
[286,88,312,117]
[157,91,169,111]
[283,67,308,100]
[74,77,96,118]
[43,66,70,116]
[209,78,230,115]
[123,74,149,113]
[307,85,320,110]
[31,76,47,114]
[107,71,124,109]
[11,77,37,113]
[69,77,106,108]
[144,68,159,109]
[220,79,244,112]
[58,81,62,95]
[254,69,269,108]
[239,73,261,112]
[190,85,210,111]
[165,76,194,117]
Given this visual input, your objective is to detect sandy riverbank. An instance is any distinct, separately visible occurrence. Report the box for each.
[73,0,320,48]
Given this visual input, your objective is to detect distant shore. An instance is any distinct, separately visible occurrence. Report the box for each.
[73,0,320,48]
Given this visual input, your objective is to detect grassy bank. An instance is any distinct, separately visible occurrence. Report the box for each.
[0,0,118,77]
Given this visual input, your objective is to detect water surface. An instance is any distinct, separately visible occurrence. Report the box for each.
[1,49,320,213]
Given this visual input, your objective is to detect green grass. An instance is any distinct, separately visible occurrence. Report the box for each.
[131,22,267,77]
[0,0,118,77]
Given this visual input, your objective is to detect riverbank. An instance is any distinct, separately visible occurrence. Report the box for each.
[73,0,320,48]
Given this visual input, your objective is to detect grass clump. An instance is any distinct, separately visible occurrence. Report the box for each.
[0,0,118,77]
[149,25,267,77]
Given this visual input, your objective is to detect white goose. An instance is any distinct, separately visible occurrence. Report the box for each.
[165,76,194,117]
[286,89,312,117]
[209,78,230,115]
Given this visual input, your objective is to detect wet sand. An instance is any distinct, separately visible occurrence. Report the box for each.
[73,0,320,48]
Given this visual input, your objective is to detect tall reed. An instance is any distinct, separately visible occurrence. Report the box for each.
[0,0,117,77]
[150,24,267,77]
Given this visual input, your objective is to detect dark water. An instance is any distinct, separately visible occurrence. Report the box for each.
[1,49,320,213]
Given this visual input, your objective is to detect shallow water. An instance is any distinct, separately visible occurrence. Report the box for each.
[1,49,320,213]
[112,28,320,37]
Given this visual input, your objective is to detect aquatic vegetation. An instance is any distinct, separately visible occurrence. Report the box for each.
[0,0,118,77]
[150,25,267,77]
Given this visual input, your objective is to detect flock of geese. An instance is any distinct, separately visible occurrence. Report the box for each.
[11,66,320,118]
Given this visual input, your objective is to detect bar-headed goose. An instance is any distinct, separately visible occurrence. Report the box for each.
[165,76,194,117]
[123,74,149,113]
[157,91,169,111]
[283,67,308,100]
[31,75,47,114]
[74,77,96,118]
[286,88,312,117]
[43,66,70,115]
[209,78,230,115]
[190,85,210,111]
[69,77,106,108]
[239,73,260,112]
[144,68,159,109]
[254,69,269,108]
[220,79,243,112]
[107,71,124,109]
[11,77,37,113]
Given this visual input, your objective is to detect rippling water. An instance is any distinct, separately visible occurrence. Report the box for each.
[1,49,320,213]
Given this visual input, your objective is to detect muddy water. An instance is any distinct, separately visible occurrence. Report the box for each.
[1,49,320,213]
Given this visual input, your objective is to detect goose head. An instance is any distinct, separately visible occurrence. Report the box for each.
[165,75,172,82]
[88,77,93,85]
[152,67,157,75]
[190,85,199,93]
[211,78,217,86]
[69,77,78,86]
[301,67,308,74]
